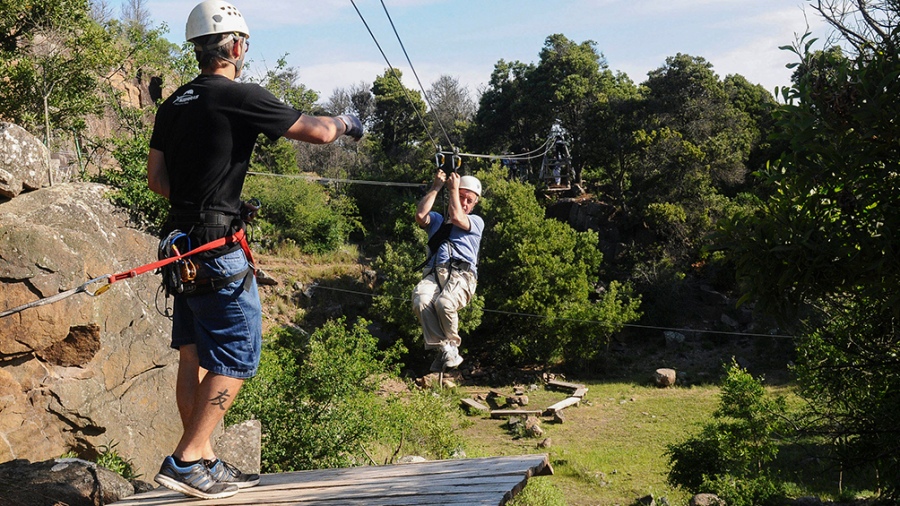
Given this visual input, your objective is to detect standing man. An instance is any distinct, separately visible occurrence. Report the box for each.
[412,171,484,372]
[147,0,363,499]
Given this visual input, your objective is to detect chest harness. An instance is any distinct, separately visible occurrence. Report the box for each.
[416,221,475,293]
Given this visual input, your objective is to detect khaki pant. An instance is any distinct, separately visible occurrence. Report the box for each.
[412,266,477,349]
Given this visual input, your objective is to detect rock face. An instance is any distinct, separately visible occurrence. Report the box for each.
[0,182,180,479]
[0,122,52,198]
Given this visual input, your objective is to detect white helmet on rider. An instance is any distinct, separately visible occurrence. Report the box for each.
[186,0,250,41]
[459,175,482,198]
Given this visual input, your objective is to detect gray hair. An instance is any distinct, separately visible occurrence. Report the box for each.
[192,33,238,70]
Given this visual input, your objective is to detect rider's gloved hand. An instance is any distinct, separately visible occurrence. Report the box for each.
[337,115,364,140]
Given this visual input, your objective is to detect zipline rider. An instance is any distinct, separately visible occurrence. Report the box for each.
[413,170,484,373]
[146,0,363,500]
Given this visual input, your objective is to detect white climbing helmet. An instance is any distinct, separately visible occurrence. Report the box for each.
[459,175,482,197]
[186,0,250,41]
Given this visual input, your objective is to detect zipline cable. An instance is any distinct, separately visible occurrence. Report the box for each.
[352,1,562,170]
[247,171,425,188]
[349,0,440,152]
[449,135,557,162]
[305,283,797,340]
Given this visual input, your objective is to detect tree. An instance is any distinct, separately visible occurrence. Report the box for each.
[667,361,788,505]
[426,74,474,148]
[0,0,118,142]
[253,55,319,111]
[468,58,541,156]
[476,165,641,366]
[323,81,374,126]
[580,71,640,211]
[120,0,150,33]
[617,55,770,325]
[530,34,614,182]
[641,54,755,198]
[718,3,900,494]
[371,68,428,161]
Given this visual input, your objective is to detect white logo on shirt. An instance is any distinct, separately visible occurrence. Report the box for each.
[173,89,199,105]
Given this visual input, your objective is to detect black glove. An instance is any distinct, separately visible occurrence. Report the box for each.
[338,114,364,140]
[241,198,261,222]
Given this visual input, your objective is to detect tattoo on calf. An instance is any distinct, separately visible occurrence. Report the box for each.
[210,389,231,410]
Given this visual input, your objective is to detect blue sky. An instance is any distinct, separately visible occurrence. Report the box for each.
[111,0,828,102]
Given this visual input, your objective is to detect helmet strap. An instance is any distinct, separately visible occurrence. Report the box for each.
[194,34,244,76]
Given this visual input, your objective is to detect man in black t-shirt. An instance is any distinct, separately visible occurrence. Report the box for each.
[147,0,363,499]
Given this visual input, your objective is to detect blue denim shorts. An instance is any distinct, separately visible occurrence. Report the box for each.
[171,249,262,379]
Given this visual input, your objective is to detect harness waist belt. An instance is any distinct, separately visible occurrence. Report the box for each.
[179,266,255,297]
[168,210,237,227]
[435,259,475,275]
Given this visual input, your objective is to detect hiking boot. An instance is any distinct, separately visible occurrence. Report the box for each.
[206,458,260,489]
[154,456,239,499]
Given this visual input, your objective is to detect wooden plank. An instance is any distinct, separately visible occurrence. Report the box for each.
[461,398,491,412]
[545,396,580,413]
[546,379,583,391]
[489,409,542,419]
[113,455,552,506]
[572,386,588,398]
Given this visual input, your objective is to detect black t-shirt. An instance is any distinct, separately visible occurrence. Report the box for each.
[150,74,301,256]
[150,74,301,214]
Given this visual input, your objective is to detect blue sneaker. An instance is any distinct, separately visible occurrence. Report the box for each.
[206,458,260,489]
[154,456,239,499]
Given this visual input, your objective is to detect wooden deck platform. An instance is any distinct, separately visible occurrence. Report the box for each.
[113,454,552,506]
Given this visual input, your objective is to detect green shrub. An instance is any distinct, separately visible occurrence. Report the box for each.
[226,319,397,471]
[667,360,788,498]
[96,130,169,232]
[702,474,787,506]
[242,175,359,254]
[95,441,139,481]
[374,388,467,462]
[59,441,139,481]
[507,476,567,506]
[227,318,468,471]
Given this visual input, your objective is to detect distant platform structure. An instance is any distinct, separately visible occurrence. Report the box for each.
[114,454,552,505]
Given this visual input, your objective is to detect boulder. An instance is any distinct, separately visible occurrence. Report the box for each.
[690,493,726,506]
[524,415,544,437]
[0,182,180,479]
[654,368,677,387]
[0,122,54,198]
[215,420,262,475]
[0,457,135,506]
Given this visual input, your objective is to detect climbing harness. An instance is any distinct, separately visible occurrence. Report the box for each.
[415,220,476,295]
[157,228,255,298]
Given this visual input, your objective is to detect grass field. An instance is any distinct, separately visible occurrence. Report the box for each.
[457,380,722,506]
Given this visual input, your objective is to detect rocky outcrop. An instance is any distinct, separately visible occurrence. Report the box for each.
[0,182,180,479]
[0,122,54,198]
